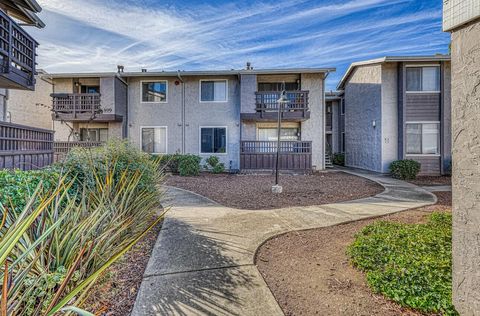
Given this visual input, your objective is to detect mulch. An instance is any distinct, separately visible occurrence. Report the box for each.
[84,221,163,316]
[255,192,452,316]
[166,171,384,210]
[408,175,451,186]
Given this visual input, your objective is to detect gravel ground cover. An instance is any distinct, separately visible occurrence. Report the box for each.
[166,171,384,210]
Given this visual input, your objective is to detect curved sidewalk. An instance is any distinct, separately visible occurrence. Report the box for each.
[132,169,436,316]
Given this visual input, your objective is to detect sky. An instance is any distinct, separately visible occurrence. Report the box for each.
[31,0,450,90]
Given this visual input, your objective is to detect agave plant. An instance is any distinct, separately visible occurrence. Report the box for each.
[0,145,165,315]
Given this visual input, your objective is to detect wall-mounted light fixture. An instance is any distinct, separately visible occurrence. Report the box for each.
[372,120,376,128]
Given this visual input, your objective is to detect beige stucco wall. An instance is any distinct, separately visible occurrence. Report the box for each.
[450,19,480,315]
[301,73,325,170]
[7,75,54,130]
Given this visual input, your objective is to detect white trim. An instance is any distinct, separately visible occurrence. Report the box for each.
[199,79,228,103]
[405,122,440,156]
[140,80,168,104]
[405,64,441,68]
[140,126,168,154]
[199,126,228,155]
[405,65,441,93]
[406,154,441,157]
[405,121,441,124]
[406,91,441,94]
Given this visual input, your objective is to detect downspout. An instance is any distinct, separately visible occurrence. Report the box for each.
[177,71,185,153]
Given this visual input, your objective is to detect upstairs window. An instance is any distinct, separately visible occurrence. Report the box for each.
[142,81,167,103]
[200,127,227,153]
[406,123,440,155]
[257,82,299,92]
[200,80,227,102]
[406,66,440,92]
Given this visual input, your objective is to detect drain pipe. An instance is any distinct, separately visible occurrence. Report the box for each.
[177,71,186,153]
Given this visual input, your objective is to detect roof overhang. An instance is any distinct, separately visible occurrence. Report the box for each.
[46,67,337,79]
[337,55,451,90]
[1,0,44,28]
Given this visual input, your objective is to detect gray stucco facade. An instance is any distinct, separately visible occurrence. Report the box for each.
[339,56,451,175]
[448,18,480,315]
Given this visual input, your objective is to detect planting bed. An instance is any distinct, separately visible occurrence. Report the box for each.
[166,171,383,210]
[256,192,452,316]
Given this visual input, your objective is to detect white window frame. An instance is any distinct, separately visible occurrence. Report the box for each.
[199,79,228,103]
[140,126,168,154]
[405,65,441,94]
[140,80,168,104]
[199,126,228,155]
[405,121,441,157]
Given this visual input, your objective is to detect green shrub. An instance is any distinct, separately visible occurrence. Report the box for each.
[390,159,421,180]
[333,153,345,166]
[0,169,60,213]
[178,154,201,176]
[159,153,182,173]
[347,212,457,315]
[205,155,225,174]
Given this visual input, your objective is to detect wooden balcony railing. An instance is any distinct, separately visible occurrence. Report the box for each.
[240,140,312,170]
[53,141,104,161]
[0,9,37,90]
[52,93,101,118]
[255,91,309,112]
[0,121,54,170]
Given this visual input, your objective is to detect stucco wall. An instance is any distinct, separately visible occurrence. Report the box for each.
[7,75,54,130]
[127,75,241,170]
[301,73,325,170]
[442,61,452,174]
[450,19,480,315]
[344,65,382,172]
[380,63,399,173]
[330,100,340,153]
[240,74,257,114]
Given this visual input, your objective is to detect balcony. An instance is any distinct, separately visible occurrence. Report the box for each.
[240,140,312,171]
[0,9,37,90]
[0,121,54,170]
[52,93,122,122]
[241,91,310,122]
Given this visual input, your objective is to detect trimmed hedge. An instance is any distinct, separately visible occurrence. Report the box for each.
[390,159,421,180]
[348,213,457,315]
[159,153,202,176]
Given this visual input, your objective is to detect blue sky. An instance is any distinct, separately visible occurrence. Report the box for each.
[32,0,450,90]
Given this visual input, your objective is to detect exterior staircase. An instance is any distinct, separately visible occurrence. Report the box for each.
[325,152,334,168]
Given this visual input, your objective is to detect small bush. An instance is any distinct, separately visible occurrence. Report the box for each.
[348,212,456,315]
[333,153,345,166]
[205,155,225,174]
[390,159,421,180]
[178,154,202,176]
[159,153,182,173]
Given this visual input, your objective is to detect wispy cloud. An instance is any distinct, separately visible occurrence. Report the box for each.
[32,0,449,89]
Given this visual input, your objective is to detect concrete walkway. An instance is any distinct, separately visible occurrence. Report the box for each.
[132,169,436,316]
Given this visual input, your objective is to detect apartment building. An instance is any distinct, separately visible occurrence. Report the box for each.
[337,55,451,175]
[47,65,335,171]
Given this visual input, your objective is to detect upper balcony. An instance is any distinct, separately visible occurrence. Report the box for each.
[51,93,123,122]
[241,90,310,122]
[0,9,37,90]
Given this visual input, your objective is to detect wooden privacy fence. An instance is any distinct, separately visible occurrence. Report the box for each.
[240,140,312,171]
[53,141,104,161]
[0,121,54,170]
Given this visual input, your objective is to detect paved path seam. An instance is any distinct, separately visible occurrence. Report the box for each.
[132,169,437,316]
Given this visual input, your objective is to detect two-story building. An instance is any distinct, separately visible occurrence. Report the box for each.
[48,65,335,171]
[337,55,451,175]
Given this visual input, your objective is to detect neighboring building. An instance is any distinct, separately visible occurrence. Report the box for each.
[48,66,335,171]
[0,1,55,171]
[337,55,451,176]
[443,1,480,314]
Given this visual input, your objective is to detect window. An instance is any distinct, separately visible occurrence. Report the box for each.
[342,132,345,152]
[200,80,227,102]
[257,82,299,92]
[80,128,108,142]
[257,128,299,141]
[406,67,440,92]
[406,123,439,155]
[200,127,227,153]
[81,86,100,94]
[142,81,167,103]
[341,99,345,115]
[141,127,167,154]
